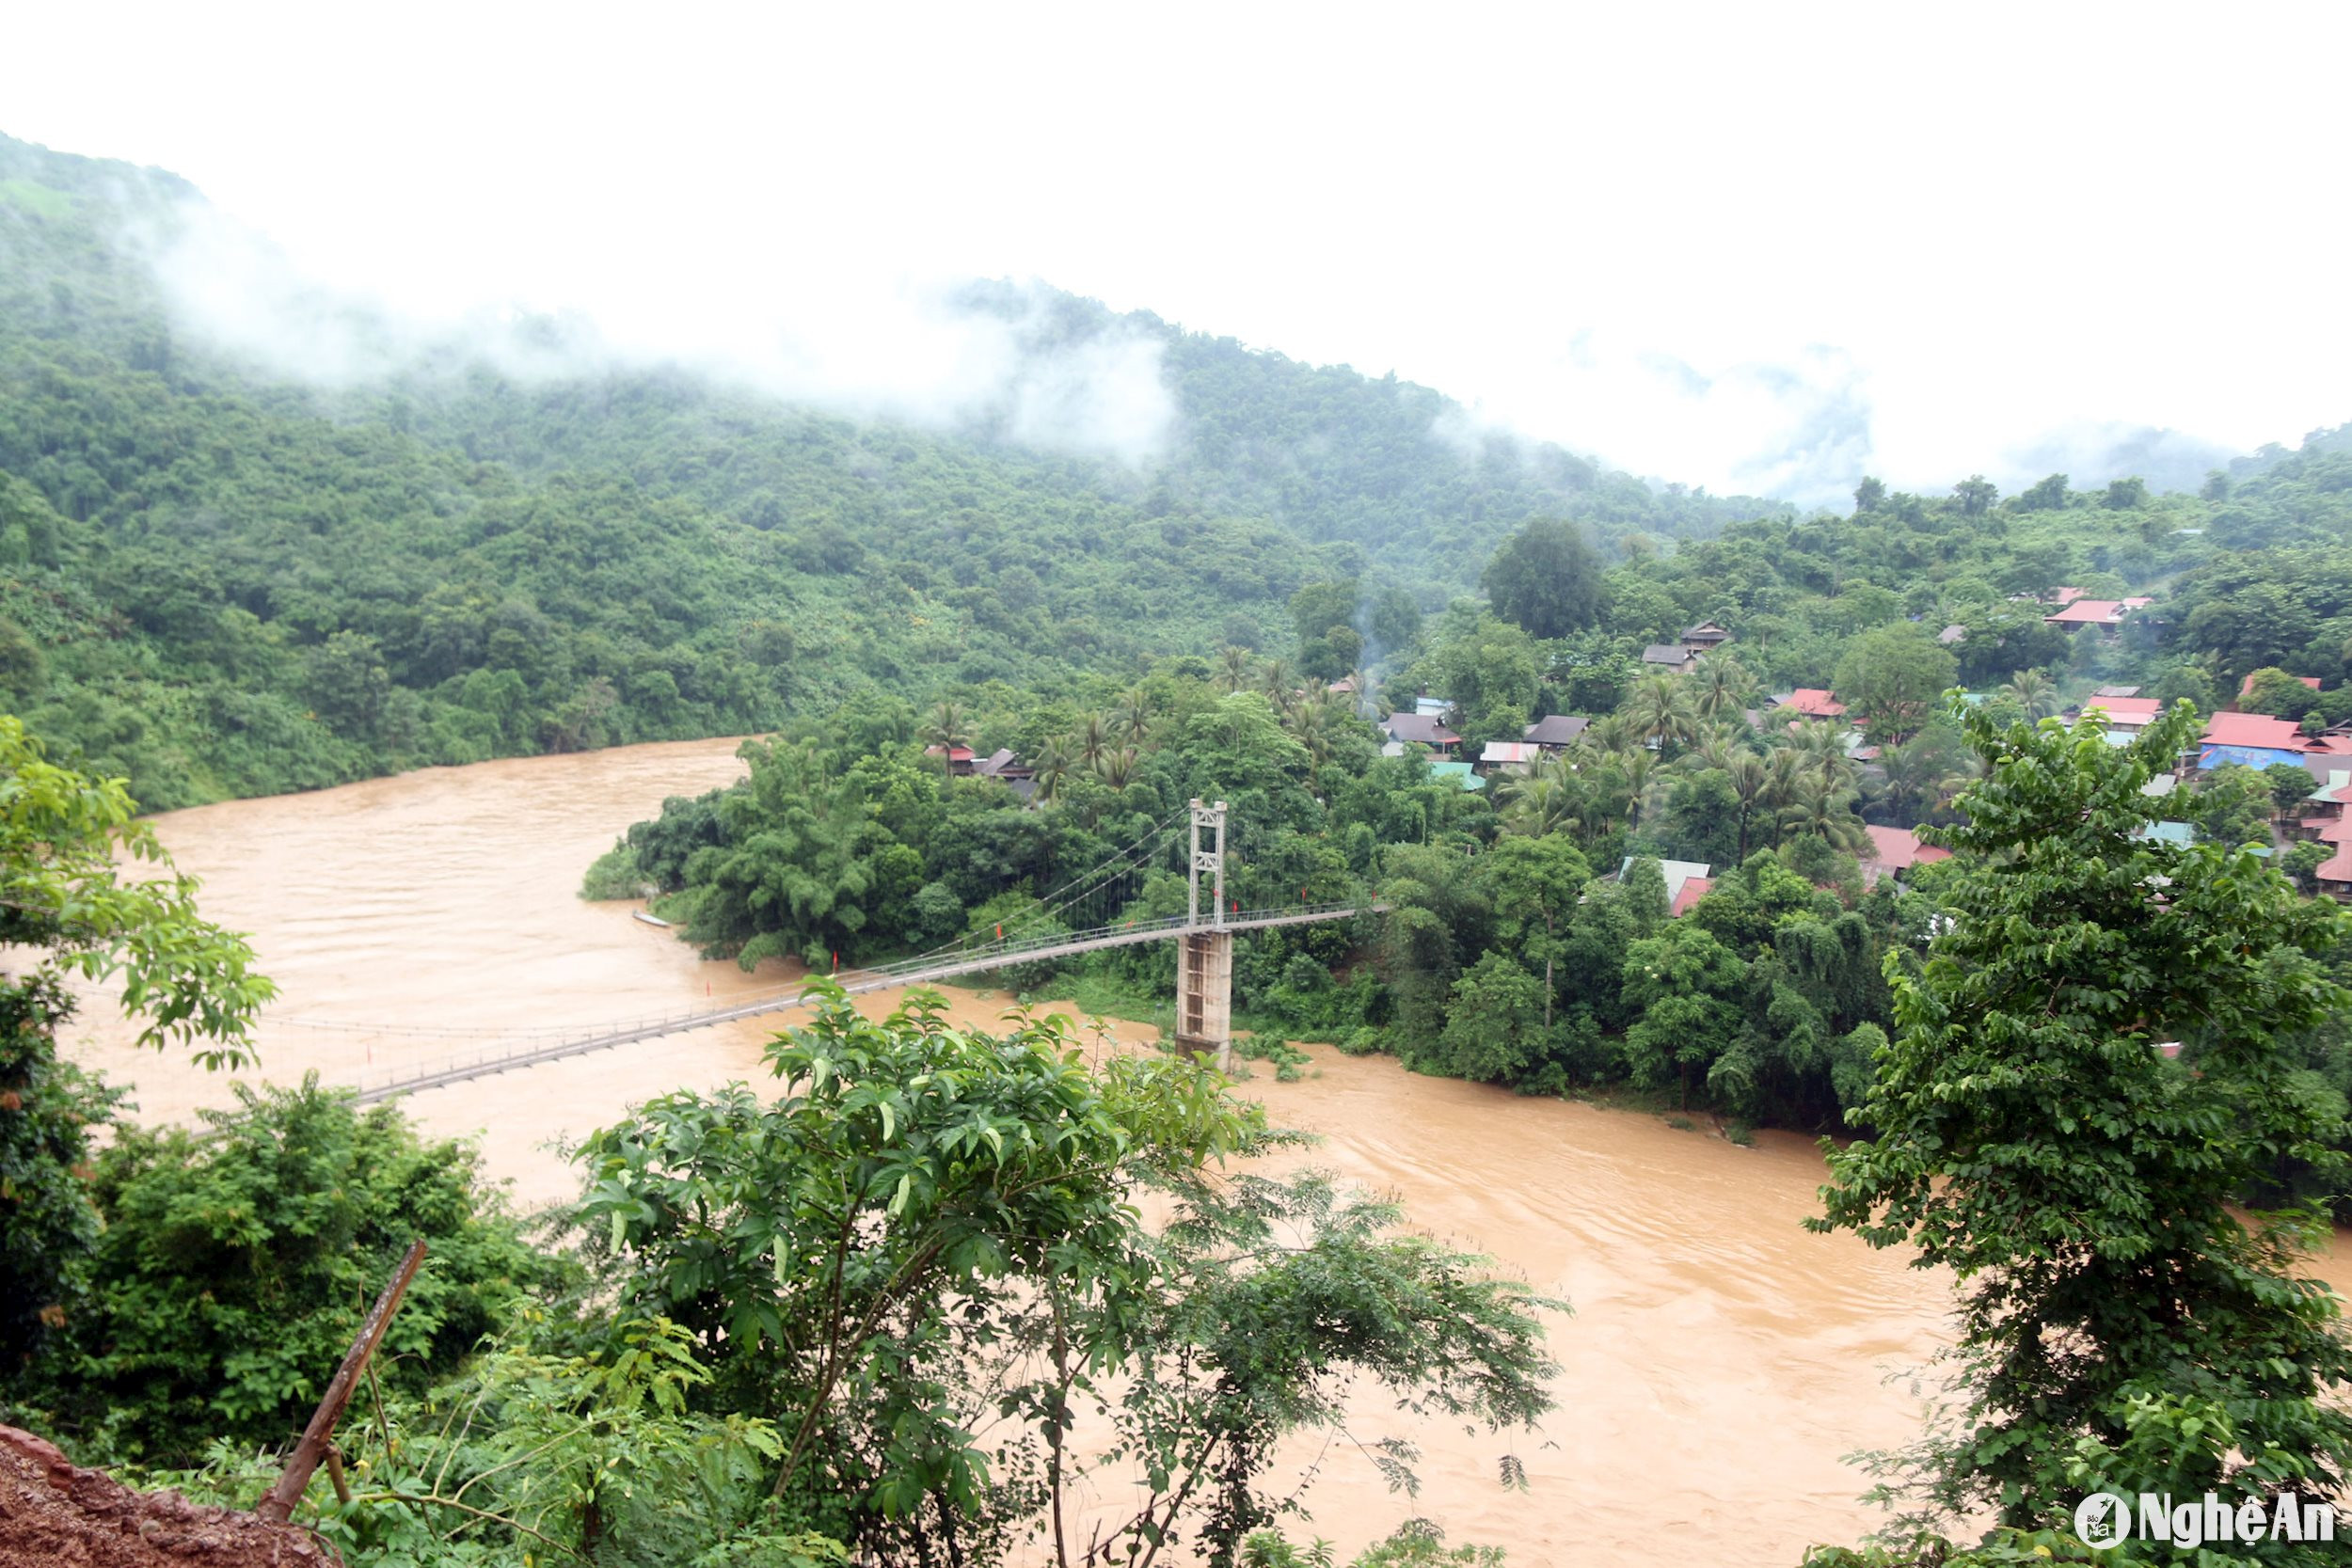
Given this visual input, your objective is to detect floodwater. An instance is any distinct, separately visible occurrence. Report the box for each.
[59,737,2352,1565]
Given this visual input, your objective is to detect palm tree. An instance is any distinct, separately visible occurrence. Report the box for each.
[1759,744,1810,844]
[1789,719,1859,794]
[1619,745,1660,831]
[1692,654,1756,723]
[1588,711,1642,756]
[1499,759,1579,838]
[1625,675,1698,755]
[923,700,970,774]
[1076,714,1111,769]
[1870,737,1969,828]
[1684,723,1750,776]
[1260,657,1298,715]
[2002,669,2060,720]
[1724,751,1772,860]
[1096,746,1139,790]
[1779,775,1872,853]
[1032,738,1073,802]
[1114,688,1152,745]
[1288,700,1335,785]
[1216,644,1254,694]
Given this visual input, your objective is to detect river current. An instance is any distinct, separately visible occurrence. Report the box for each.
[58,737,2352,1565]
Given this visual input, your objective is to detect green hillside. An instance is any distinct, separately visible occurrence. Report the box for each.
[0,131,1764,808]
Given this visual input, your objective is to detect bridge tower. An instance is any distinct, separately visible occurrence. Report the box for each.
[1176,799,1233,1070]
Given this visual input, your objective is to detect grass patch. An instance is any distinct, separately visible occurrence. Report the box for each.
[0,178,71,219]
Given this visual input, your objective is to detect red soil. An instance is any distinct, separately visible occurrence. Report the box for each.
[0,1425,335,1567]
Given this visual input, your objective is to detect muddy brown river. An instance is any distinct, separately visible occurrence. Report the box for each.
[59,738,2352,1565]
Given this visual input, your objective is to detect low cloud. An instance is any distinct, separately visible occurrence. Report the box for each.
[124,198,1179,467]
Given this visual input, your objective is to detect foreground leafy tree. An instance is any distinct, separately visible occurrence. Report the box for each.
[574,987,1556,1565]
[0,714,273,1386]
[33,1078,560,1464]
[1812,700,2352,1562]
[154,1316,846,1568]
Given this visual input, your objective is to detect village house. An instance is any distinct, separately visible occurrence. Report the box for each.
[1522,713,1590,753]
[1680,622,1732,653]
[2239,671,2323,701]
[1617,856,1712,917]
[1642,642,1699,674]
[1477,740,1541,775]
[2078,694,2163,742]
[2042,596,2153,634]
[1859,824,1951,889]
[1380,711,1461,752]
[2200,710,2315,770]
[2313,779,2352,898]
[1779,689,1848,720]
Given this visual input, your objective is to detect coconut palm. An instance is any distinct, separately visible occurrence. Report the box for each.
[1287,700,1335,784]
[1789,719,1859,794]
[1724,751,1772,860]
[2002,668,2060,720]
[1625,675,1699,755]
[1692,653,1756,723]
[1216,644,1254,694]
[1870,737,1971,827]
[1260,657,1297,715]
[1076,714,1111,769]
[1499,759,1580,838]
[1779,775,1872,853]
[1588,711,1643,756]
[1096,746,1139,791]
[1683,723,1751,776]
[1032,739,1073,802]
[1114,688,1152,745]
[1759,744,1811,840]
[923,700,970,774]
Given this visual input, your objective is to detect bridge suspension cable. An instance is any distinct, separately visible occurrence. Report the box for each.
[268,801,1370,1104]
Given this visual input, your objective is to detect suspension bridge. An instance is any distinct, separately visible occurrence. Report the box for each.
[319,801,1369,1102]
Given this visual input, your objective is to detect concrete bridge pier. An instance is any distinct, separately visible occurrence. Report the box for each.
[1180,797,1232,1071]
[1174,928,1233,1071]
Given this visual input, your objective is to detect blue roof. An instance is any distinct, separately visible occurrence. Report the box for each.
[2201,744,2310,770]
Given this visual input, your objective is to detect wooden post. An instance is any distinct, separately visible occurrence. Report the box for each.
[256,1239,428,1524]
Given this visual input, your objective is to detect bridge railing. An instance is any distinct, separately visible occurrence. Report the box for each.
[343,902,1375,1099]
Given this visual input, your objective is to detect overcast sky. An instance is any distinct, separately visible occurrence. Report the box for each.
[11,3,2350,504]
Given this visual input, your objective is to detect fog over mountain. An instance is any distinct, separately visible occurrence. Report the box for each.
[97,170,2281,515]
[11,9,2344,512]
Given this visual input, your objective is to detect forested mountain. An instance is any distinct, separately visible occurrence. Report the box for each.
[0,131,1759,808]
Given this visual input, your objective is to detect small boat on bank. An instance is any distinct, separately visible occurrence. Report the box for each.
[633,910,672,928]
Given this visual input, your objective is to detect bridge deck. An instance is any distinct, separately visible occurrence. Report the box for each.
[350,905,1369,1102]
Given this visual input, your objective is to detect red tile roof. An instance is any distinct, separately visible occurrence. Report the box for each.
[2319,846,2352,885]
[1670,877,1713,918]
[2201,712,2308,751]
[1787,688,1847,718]
[2045,599,2129,626]
[2083,696,2162,722]
[1863,824,1953,875]
[2240,672,2324,699]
